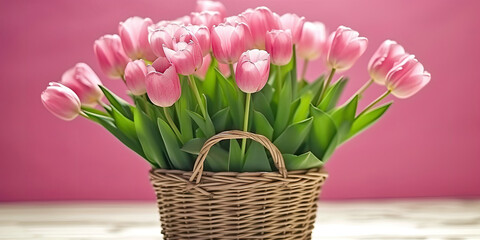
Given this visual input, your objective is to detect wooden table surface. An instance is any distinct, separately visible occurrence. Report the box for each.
[1,199,479,239]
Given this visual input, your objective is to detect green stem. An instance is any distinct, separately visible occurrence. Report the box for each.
[355,79,374,99]
[301,59,309,81]
[96,99,109,110]
[79,111,88,118]
[276,65,282,91]
[316,68,336,106]
[163,107,184,144]
[240,93,251,161]
[229,63,235,80]
[357,90,391,118]
[187,75,207,118]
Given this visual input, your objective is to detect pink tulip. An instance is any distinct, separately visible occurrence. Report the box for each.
[296,21,327,61]
[385,55,431,98]
[94,34,130,78]
[118,16,156,61]
[279,13,305,44]
[41,82,82,121]
[326,26,368,71]
[175,15,192,25]
[196,0,227,18]
[145,57,181,107]
[368,40,407,85]
[163,31,203,75]
[124,60,148,95]
[240,7,280,49]
[194,54,231,79]
[185,25,211,56]
[265,30,293,66]
[235,49,270,93]
[60,63,103,107]
[191,11,222,30]
[224,15,247,26]
[149,23,181,57]
[211,23,252,64]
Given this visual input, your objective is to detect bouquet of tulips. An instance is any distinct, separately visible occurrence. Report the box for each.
[41,1,430,172]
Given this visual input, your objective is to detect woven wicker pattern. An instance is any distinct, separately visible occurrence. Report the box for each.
[150,130,328,240]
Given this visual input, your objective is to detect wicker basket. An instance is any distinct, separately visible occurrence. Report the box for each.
[149,130,328,240]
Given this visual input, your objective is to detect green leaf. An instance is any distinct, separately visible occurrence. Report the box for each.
[211,107,230,132]
[283,152,324,171]
[187,110,215,137]
[299,75,324,100]
[242,141,272,172]
[99,85,133,120]
[203,58,218,101]
[216,69,244,129]
[81,106,109,117]
[273,77,292,138]
[157,118,192,170]
[274,117,313,154]
[181,138,229,172]
[111,107,137,140]
[175,80,193,143]
[292,92,313,123]
[253,111,274,140]
[252,92,274,124]
[228,140,242,172]
[133,108,168,168]
[331,95,359,143]
[309,105,338,162]
[318,78,348,112]
[346,102,392,141]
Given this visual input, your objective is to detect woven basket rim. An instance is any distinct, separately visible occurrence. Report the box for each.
[150,167,328,178]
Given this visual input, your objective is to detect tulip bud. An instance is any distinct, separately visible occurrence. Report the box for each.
[195,54,231,79]
[296,21,327,61]
[240,7,280,49]
[385,55,431,99]
[211,23,252,64]
[326,26,368,71]
[94,34,130,78]
[60,63,103,107]
[163,36,203,75]
[149,23,180,57]
[118,16,156,61]
[265,30,293,66]
[185,25,211,56]
[196,0,227,18]
[124,60,148,95]
[145,57,181,107]
[41,82,82,121]
[235,49,270,93]
[279,13,305,44]
[191,11,222,30]
[368,40,407,85]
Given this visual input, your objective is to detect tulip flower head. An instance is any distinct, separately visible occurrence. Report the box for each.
[118,16,156,61]
[265,30,293,66]
[297,21,327,61]
[326,26,368,71]
[368,40,407,85]
[240,7,280,49]
[235,49,270,93]
[149,23,182,57]
[211,23,253,64]
[94,34,131,78]
[185,25,211,56]
[145,57,182,107]
[196,0,227,18]
[191,11,222,30]
[60,63,103,107]
[163,29,203,75]
[385,55,431,99]
[279,13,305,44]
[41,82,82,121]
[125,60,148,95]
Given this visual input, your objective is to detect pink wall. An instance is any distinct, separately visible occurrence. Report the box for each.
[1,0,479,201]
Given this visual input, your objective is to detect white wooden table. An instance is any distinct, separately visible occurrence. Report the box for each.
[1,200,479,239]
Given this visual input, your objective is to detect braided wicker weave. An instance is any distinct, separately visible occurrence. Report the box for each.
[149,130,328,240]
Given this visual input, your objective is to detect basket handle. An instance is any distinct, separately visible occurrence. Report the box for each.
[189,130,288,183]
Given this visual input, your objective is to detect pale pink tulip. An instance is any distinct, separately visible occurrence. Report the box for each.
[211,23,252,64]
[118,17,156,61]
[240,7,280,49]
[385,55,431,99]
[196,0,227,18]
[296,21,326,61]
[326,26,368,71]
[94,34,130,78]
[265,30,293,66]
[185,25,211,56]
[41,82,82,121]
[60,63,103,107]
[191,11,222,30]
[224,15,247,26]
[149,23,181,57]
[279,13,305,44]
[124,60,148,95]
[235,49,270,93]
[145,57,181,107]
[163,32,203,75]
[368,40,407,85]
[194,54,230,79]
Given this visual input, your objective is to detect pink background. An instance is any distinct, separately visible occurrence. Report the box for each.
[1,0,479,201]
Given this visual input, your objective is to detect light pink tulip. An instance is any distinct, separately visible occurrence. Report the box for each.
[163,31,203,75]
[118,17,156,61]
[185,25,211,56]
[211,23,252,64]
[60,63,103,107]
[196,0,227,18]
[235,49,270,93]
[326,26,368,71]
[124,60,148,95]
[224,15,247,26]
[194,54,231,79]
[240,7,280,49]
[41,82,82,121]
[149,23,181,57]
[265,30,293,66]
[296,21,326,61]
[279,13,305,44]
[94,34,130,78]
[385,55,431,99]
[145,57,181,107]
[368,40,407,85]
[191,11,222,30]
